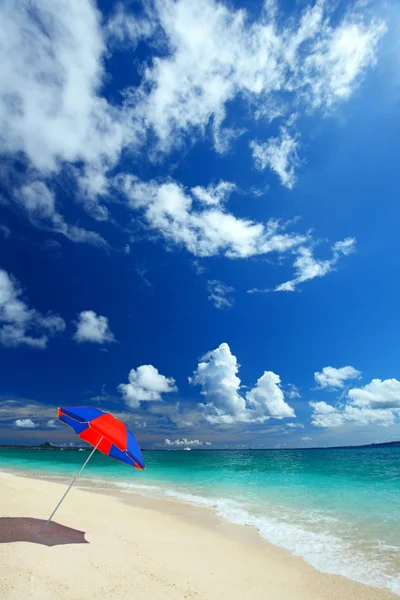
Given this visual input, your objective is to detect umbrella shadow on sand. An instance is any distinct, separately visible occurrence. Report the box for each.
[0,517,89,546]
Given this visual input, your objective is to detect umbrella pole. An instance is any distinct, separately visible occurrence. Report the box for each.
[39,436,103,534]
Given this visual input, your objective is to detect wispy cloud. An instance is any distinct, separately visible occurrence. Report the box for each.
[191,182,236,206]
[0,0,386,216]
[0,269,65,348]
[136,265,154,291]
[207,280,234,309]
[247,238,356,294]
[127,0,385,158]
[250,128,300,188]
[14,181,107,247]
[0,225,10,239]
[119,176,307,259]
[286,384,301,399]
[275,238,356,292]
[286,422,304,429]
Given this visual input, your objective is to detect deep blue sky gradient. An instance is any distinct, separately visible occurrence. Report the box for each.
[1,0,400,447]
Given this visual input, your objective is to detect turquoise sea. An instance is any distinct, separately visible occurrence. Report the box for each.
[1,446,400,594]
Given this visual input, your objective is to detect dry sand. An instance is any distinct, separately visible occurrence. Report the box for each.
[1,471,398,600]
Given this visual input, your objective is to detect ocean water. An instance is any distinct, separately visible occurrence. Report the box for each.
[1,447,399,594]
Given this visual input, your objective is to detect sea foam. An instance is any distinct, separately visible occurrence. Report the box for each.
[114,480,400,595]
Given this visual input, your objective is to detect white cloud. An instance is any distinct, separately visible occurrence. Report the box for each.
[192,260,206,276]
[15,181,106,247]
[342,406,397,427]
[15,418,37,428]
[190,342,295,424]
[250,129,299,188]
[119,176,306,258]
[310,378,400,428]
[191,181,236,206]
[287,422,304,429]
[130,0,385,156]
[73,310,115,344]
[348,378,400,410]
[106,2,155,49]
[46,420,58,428]
[315,365,361,389]
[310,401,398,428]
[309,401,346,428]
[0,0,131,181]
[119,364,177,409]
[275,238,356,292]
[165,438,203,447]
[302,436,312,442]
[0,0,384,271]
[246,372,296,420]
[0,0,385,233]
[0,268,65,348]
[207,280,234,309]
[286,384,301,398]
[298,11,386,110]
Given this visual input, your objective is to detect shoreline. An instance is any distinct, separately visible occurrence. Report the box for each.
[1,469,399,600]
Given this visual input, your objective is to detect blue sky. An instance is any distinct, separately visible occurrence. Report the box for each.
[1,0,400,448]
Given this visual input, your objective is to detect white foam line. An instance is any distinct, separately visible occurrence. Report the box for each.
[113,480,400,595]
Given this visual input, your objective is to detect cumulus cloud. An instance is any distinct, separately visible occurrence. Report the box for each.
[310,378,400,428]
[165,438,204,447]
[15,418,37,428]
[286,422,304,429]
[190,342,295,424]
[314,365,361,389]
[119,176,307,258]
[310,401,397,428]
[0,268,65,348]
[119,365,177,409]
[309,401,346,428]
[275,238,356,292]
[73,311,115,344]
[250,129,299,188]
[207,280,234,309]
[348,379,400,410]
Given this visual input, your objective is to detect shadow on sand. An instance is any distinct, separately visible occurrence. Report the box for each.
[0,517,89,546]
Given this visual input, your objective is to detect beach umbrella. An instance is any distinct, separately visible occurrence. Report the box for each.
[40,406,145,533]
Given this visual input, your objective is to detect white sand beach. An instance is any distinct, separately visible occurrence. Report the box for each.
[0,471,398,600]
